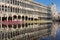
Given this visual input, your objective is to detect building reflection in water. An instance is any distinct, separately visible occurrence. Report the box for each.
[38,22,59,40]
[0,0,58,40]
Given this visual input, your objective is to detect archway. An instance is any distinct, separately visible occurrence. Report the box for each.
[2,17,7,21]
[18,15,21,19]
[8,16,12,20]
[13,15,17,20]
[25,16,28,20]
[22,16,24,20]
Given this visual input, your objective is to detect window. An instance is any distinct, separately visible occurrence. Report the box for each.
[8,6,10,12]
[2,5,4,11]
[17,1,19,5]
[7,0,12,4]
[17,8,19,13]
[20,2,26,7]
[22,16,24,20]
[28,18,30,20]
[11,7,12,12]
[0,5,1,11]
[2,17,7,21]
[25,16,28,20]
[31,18,33,21]
[5,6,7,11]
[15,0,17,5]
[19,9,22,13]
[13,15,17,20]
[12,7,16,12]
[10,0,12,4]
[18,16,21,19]
[12,0,15,4]
[8,16,12,20]
[15,8,18,13]
[22,9,26,13]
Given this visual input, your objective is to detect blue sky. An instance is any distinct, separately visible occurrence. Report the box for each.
[33,0,60,13]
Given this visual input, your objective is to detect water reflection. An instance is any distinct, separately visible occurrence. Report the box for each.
[38,28,60,40]
[55,28,60,40]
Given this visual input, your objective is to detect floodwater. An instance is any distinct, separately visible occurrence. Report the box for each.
[39,23,60,40]
[40,28,60,40]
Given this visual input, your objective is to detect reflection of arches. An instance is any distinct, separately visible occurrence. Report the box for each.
[31,18,33,21]
[8,25,12,28]
[31,23,33,25]
[13,15,17,19]
[18,15,21,19]
[25,16,28,20]
[22,24,24,28]
[18,24,21,28]
[22,16,24,20]
[0,17,1,20]
[28,18,30,20]
[34,18,38,20]
[25,23,28,27]
[28,23,30,25]
[10,32,12,38]
[13,25,17,29]
[2,17,7,21]
[2,24,7,28]
[8,16,12,20]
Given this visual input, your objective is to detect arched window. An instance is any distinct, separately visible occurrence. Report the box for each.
[8,6,11,12]
[28,18,30,20]
[11,6,12,12]
[8,16,12,20]
[31,18,33,21]
[25,16,28,20]
[13,15,17,20]
[5,6,7,11]
[18,16,21,19]
[2,17,7,21]
[22,16,24,20]
[0,5,1,11]
[2,5,4,11]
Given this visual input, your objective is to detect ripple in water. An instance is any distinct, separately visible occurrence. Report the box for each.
[38,28,60,40]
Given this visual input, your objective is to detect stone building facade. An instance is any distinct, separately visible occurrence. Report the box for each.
[0,0,55,40]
